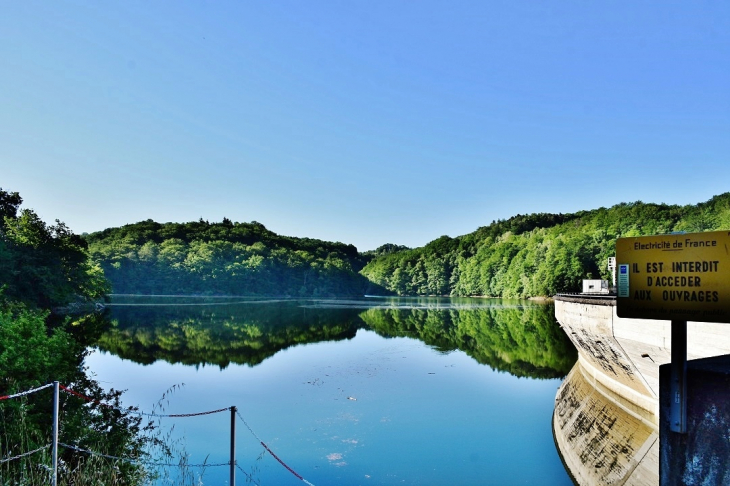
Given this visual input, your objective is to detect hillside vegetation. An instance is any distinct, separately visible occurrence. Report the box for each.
[85,194,730,299]
[361,193,730,298]
[86,219,376,297]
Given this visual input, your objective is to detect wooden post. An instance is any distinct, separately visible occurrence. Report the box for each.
[669,320,687,433]
[52,381,59,486]
[230,406,236,485]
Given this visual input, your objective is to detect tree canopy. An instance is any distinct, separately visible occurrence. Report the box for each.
[0,188,109,309]
[85,219,379,297]
[361,193,730,298]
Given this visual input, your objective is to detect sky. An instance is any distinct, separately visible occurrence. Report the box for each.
[1,2,729,251]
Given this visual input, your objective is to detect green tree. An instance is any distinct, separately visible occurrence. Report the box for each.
[0,191,109,309]
[362,193,730,298]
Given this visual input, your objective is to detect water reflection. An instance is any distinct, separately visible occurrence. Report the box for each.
[96,297,576,379]
[360,305,576,378]
[96,299,362,367]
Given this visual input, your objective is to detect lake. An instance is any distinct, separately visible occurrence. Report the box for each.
[86,296,577,485]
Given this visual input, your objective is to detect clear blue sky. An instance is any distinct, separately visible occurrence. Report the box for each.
[2,2,728,251]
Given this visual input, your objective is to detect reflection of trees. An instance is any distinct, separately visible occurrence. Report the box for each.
[95,303,364,368]
[96,302,576,378]
[359,304,577,379]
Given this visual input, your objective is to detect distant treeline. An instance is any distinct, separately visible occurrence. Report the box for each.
[86,219,379,297]
[361,193,730,298]
[85,193,730,299]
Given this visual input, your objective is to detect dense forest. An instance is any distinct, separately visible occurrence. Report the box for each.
[362,193,730,298]
[85,219,378,297]
[85,193,730,299]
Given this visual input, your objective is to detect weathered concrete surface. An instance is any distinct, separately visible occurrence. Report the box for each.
[554,360,658,486]
[553,296,730,486]
[555,298,657,417]
[659,355,730,486]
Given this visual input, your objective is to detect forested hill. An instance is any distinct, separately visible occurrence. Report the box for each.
[85,219,378,297]
[86,194,730,298]
[361,193,730,298]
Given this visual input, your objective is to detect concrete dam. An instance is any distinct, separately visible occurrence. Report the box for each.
[552,294,730,486]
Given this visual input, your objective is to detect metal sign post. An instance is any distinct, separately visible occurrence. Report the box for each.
[52,381,59,486]
[669,321,687,433]
[230,406,236,486]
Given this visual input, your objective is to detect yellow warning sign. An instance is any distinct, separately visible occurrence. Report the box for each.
[616,230,730,323]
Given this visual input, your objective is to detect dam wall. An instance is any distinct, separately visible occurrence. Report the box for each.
[553,295,730,486]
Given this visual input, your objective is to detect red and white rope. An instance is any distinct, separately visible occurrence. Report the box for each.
[236,410,316,486]
[60,385,228,417]
[59,443,230,468]
[0,444,49,464]
[0,383,53,401]
[0,383,315,484]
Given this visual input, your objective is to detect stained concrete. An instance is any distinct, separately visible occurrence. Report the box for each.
[553,296,730,486]
[554,360,658,486]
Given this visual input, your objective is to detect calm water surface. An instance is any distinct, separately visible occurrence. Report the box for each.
[87,297,577,485]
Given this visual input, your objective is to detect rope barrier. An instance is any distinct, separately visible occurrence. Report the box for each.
[162,407,230,418]
[0,383,53,401]
[59,385,113,408]
[56,408,318,485]
[236,410,315,486]
[236,463,262,486]
[0,445,50,464]
[59,443,230,468]
[259,442,303,480]
[2,383,315,484]
[236,410,264,443]
[60,385,229,418]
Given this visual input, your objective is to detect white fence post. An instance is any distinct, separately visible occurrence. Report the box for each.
[52,381,59,486]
